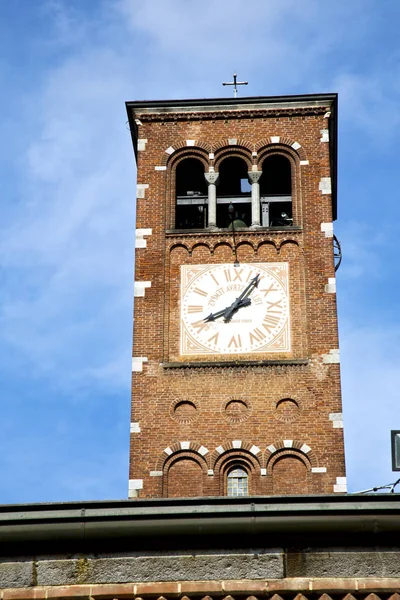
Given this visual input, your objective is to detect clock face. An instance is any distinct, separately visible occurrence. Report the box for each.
[180,263,290,356]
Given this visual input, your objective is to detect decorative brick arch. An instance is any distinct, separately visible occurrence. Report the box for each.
[156,441,210,472]
[162,450,208,498]
[191,241,213,258]
[160,141,212,166]
[169,241,191,256]
[213,138,254,153]
[255,136,308,163]
[277,238,300,252]
[210,441,262,470]
[265,440,318,474]
[236,240,257,255]
[212,446,262,496]
[214,147,253,170]
[165,147,210,169]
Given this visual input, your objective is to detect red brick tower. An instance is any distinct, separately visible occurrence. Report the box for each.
[126,94,346,498]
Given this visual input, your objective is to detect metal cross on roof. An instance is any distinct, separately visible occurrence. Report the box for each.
[222,72,248,98]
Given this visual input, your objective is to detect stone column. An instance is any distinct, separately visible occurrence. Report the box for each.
[248,171,262,227]
[204,172,219,229]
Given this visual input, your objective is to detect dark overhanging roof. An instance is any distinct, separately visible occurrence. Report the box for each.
[0,494,399,553]
[125,93,338,220]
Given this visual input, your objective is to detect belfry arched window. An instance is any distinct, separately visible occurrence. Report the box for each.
[217,157,251,228]
[227,466,249,496]
[175,158,207,229]
[260,155,293,227]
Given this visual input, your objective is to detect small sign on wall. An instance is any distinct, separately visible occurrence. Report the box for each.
[391,430,400,471]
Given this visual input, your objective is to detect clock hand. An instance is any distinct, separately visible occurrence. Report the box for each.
[223,274,260,322]
[204,297,251,322]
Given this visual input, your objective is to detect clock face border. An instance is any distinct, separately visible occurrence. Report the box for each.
[180,262,291,356]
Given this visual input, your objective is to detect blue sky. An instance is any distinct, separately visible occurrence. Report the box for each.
[1,0,400,502]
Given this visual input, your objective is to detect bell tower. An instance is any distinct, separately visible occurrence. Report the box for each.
[126,93,346,499]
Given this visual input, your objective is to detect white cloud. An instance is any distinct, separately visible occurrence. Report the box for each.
[0,18,137,392]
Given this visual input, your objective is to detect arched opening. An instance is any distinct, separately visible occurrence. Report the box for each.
[217,157,251,228]
[175,158,207,229]
[167,457,203,497]
[260,155,293,227]
[272,455,307,494]
[227,465,249,497]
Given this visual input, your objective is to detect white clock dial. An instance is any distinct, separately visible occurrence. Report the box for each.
[180,263,290,356]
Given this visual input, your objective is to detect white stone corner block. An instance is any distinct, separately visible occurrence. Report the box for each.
[132,357,148,372]
[283,439,293,448]
[135,228,152,249]
[267,444,277,454]
[164,447,173,456]
[311,467,327,473]
[208,469,214,476]
[186,139,195,146]
[334,476,347,492]
[180,441,190,450]
[134,118,142,126]
[322,349,340,364]
[165,146,175,155]
[334,484,347,492]
[250,445,261,455]
[324,111,331,119]
[260,468,267,476]
[209,152,214,160]
[137,138,148,151]
[329,412,343,421]
[150,471,163,477]
[300,160,309,166]
[199,446,209,456]
[319,177,332,194]
[128,489,139,498]
[130,422,141,433]
[136,183,149,199]
[232,440,242,448]
[228,138,237,145]
[134,281,151,297]
[300,444,311,454]
[333,420,344,428]
[155,166,167,171]
[321,222,334,237]
[270,136,280,143]
[292,141,301,150]
[129,479,143,490]
[320,129,329,142]
[216,445,225,454]
[325,277,336,294]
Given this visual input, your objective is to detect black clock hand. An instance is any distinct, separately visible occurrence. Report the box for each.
[223,274,260,322]
[204,297,251,322]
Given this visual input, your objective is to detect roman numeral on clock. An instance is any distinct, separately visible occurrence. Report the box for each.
[260,283,277,297]
[249,327,267,345]
[187,305,203,314]
[193,287,207,297]
[191,319,208,334]
[224,269,232,282]
[228,334,242,349]
[207,333,219,345]
[233,268,243,282]
[267,299,283,312]
[262,314,281,333]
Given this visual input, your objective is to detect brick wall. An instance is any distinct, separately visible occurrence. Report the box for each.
[128,97,345,498]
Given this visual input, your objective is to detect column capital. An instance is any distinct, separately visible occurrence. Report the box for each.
[205,172,219,185]
[248,170,262,183]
